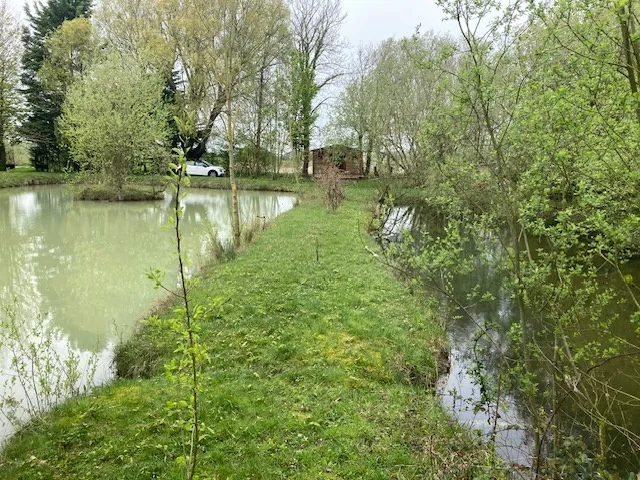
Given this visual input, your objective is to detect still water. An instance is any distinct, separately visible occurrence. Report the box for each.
[0,186,296,440]
[384,204,640,476]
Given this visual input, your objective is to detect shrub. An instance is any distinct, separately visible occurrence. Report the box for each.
[318,165,345,211]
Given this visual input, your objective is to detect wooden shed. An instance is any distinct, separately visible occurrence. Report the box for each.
[312,145,363,179]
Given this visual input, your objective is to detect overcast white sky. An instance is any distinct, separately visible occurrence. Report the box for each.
[341,0,456,44]
[7,0,457,42]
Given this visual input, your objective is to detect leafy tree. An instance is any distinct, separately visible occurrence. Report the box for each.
[362,0,640,474]
[289,0,344,176]
[21,0,92,171]
[39,18,101,99]
[59,54,169,199]
[97,0,228,162]
[0,0,21,172]
[202,0,288,246]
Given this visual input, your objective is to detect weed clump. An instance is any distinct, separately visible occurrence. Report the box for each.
[317,165,345,211]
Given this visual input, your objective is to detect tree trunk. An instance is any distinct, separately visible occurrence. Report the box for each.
[254,63,266,176]
[357,133,364,175]
[0,134,6,172]
[185,91,227,161]
[300,96,312,177]
[227,91,241,248]
[302,144,310,176]
[365,136,373,177]
[619,7,640,124]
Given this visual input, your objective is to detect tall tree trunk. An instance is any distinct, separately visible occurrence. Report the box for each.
[0,129,6,172]
[619,6,640,124]
[227,91,241,248]
[254,63,266,176]
[185,91,227,161]
[357,133,364,174]
[300,97,312,177]
[365,136,373,177]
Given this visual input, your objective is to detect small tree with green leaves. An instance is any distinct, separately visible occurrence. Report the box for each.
[60,54,169,199]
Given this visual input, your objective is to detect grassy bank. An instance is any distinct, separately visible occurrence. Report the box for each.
[75,184,164,201]
[0,169,69,189]
[0,184,495,479]
[0,169,313,194]
[147,174,315,193]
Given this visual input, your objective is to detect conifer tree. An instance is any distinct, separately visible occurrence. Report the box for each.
[21,0,91,171]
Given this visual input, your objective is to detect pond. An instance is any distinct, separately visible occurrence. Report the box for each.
[383,203,640,477]
[0,185,296,442]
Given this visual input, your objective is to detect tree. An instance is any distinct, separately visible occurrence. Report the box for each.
[198,0,288,246]
[39,18,102,99]
[289,0,344,176]
[59,54,169,199]
[325,46,375,175]
[0,0,21,172]
[21,0,92,171]
[97,0,231,162]
[364,0,640,473]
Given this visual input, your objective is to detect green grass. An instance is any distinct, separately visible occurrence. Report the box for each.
[0,169,312,193]
[137,174,316,193]
[0,184,497,479]
[0,169,69,188]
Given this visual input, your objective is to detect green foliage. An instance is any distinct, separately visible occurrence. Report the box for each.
[0,0,21,172]
[287,0,344,175]
[0,302,99,428]
[20,0,92,171]
[373,0,640,475]
[146,146,211,479]
[39,18,102,98]
[60,54,169,199]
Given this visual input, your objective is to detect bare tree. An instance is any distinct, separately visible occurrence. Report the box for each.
[289,0,344,176]
[204,0,289,246]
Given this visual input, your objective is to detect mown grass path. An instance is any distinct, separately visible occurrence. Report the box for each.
[0,185,493,479]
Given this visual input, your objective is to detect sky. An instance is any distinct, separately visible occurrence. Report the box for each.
[341,0,457,45]
[7,0,458,42]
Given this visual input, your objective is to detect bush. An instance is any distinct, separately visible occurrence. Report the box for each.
[317,165,346,211]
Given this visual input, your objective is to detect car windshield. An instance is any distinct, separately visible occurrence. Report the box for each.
[201,161,212,167]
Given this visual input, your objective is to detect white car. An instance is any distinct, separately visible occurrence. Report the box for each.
[185,160,226,177]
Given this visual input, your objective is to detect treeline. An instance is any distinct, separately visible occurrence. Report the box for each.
[0,0,345,180]
[336,0,640,476]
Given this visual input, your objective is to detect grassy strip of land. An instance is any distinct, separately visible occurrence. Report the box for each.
[0,184,496,479]
[0,169,313,194]
[138,174,315,193]
[75,183,164,201]
[0,169,69,189]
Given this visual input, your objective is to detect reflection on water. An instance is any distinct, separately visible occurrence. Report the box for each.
[383,204,640,475]
[0,186,296,441]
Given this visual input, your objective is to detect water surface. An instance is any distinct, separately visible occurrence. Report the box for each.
[383,203,640,475]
